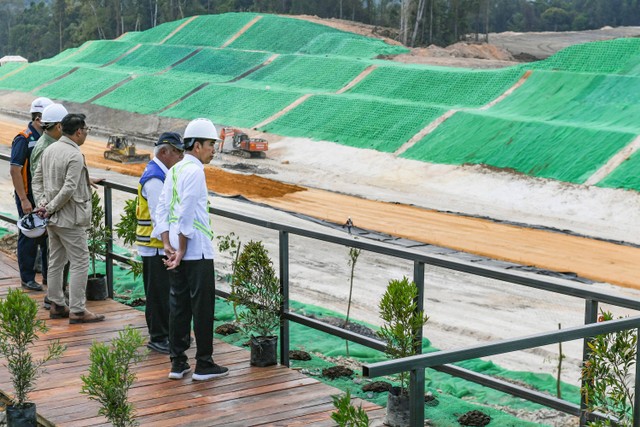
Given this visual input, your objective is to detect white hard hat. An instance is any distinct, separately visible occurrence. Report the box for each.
[30,97,53,113]
[17,213,47,238]
[184,118,220,148]
[41,103,68,124]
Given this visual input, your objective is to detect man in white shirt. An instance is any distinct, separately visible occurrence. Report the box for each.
[154,118,229,381]
[136,132,184,354]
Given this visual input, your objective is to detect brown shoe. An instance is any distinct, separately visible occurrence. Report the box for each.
[69,310,105,324]
[50,302,69,319]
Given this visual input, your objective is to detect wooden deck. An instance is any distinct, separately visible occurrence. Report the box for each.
[0,253,385,426]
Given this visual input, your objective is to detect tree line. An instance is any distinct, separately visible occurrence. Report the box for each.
[1,0,639,62]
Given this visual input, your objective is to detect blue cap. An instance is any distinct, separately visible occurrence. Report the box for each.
[155,132,184,151]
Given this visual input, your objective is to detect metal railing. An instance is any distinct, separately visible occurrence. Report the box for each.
[2,153,639,426]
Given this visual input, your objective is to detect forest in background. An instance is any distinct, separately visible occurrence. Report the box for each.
[1,0,639,61]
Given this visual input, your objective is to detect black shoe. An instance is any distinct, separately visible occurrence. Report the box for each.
[43,296,51,310]
[147,339,170,354]
[193,364,229,381]
[168,362,191,380]
[21,280,43,291]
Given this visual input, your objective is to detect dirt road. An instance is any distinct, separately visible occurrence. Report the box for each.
[3,119,639,290]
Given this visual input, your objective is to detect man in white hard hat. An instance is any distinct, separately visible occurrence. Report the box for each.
[154,118,229,381]
[10,97,53,292]
[31,103,69,310]
[32,113,105,324]
[136,132,184,354]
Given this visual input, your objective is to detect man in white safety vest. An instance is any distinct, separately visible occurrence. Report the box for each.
[153,118,229,381]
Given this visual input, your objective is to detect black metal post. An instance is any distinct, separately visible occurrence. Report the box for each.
[634,328,640,427]
[409,367,425,426]
[279,230,290,367]
[413,261,425,345]
[103,186,114,299]
[579,299,598,426]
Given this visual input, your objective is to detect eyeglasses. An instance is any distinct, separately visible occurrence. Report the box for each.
[80,127,92,133]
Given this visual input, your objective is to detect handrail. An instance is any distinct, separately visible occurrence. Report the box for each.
[2,152,640,426]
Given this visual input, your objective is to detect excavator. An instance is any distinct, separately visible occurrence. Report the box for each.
[104,134,150,164]
[219,127,268,159]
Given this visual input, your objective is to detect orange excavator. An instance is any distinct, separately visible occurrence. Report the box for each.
[219,127,268,159]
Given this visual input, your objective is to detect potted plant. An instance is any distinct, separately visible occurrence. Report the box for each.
[377,277,429,427]
[81,326,147,427]
[331,389,370,427]
[0,288,66,426]
[87,190,111,300]
[231,240,282,367]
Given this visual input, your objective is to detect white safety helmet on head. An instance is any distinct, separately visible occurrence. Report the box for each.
[17,213,48,239]
[30,97,53,114]
[183,118,220,149]
[41,103,68,124]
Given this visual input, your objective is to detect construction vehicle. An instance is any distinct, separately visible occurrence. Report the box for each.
[104,134,150,164]
[219,127,268,159]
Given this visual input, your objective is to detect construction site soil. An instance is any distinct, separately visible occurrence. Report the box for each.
[1,22,640,426]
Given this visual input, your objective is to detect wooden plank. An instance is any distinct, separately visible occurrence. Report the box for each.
[0,252,384,426]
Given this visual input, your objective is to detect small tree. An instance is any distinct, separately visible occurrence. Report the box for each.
[81,326,147,427]
[217,232,242,322]
[0,288,66,407]
[344,247,361,356]
[377,277,429,394]
[232,241,282,337]
[331,389,370,427]
[581,310,636,426]
[88,191,111,278]
[114,198,143,279]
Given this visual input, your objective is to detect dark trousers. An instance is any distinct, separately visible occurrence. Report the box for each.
[142,254,170,343]
[15,193,48,283]
[169,258,216,369]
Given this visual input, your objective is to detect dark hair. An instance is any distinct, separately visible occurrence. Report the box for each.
[61,113,86,135]
[31,112,42,122]
[184,137,208,152]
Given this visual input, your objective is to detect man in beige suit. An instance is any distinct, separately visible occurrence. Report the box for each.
[32,113,105,324]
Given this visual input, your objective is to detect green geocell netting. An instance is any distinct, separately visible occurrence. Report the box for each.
[298,32,408,58]
[597,146,640,191]
[43,40,137,67]
[38,47,80,65]
[160,83,301,128]
[261,94,446,152]
[488,70,640,134]
[124,18,187,44]
[163,13,259,47]
[528,37,640,75]
[106,44,196,74]
[402,111,635,183]
[242,54,369,92]
[228,14,392,58]
[164,48,271,83]
[36,68,129,103]
[93,75,203,114]
[0,62,25,78]
[0,64,74,91]
[349,63,524,108]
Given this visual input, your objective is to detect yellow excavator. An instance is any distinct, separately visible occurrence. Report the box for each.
[104,134,150,164]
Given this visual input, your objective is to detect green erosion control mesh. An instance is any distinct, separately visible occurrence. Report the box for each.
[37,68,129,103]
[0,62,25,78]
[160,83,301,128]
[349,63,524,108]
[165,48,271,83]
[162,13,259,47]
[402,111,635,184]
[41,40,137,68]
[93,75,203,114]
[597,147,640,191]
[242,54,369,92]
[298,32,409,58]
[529,37,640,75]
[0,64,74,91]
[227,14,403,58]
[261,94,447,152]
[123,18,187,44]
[105,44,196,74]
[488,70,640,133]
